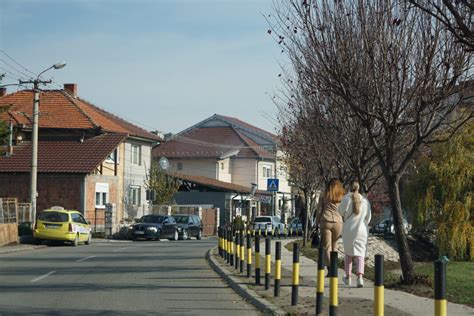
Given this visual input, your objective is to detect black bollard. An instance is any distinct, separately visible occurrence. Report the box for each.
[291,242,300,306]
[265,237,271,290]
[434,259,447,316]
[274,241,281,297]
[247,234,252,278]
[316,245,325,315]
[329,251,338,316]
[374,254,384,316]
[255,236,261,285]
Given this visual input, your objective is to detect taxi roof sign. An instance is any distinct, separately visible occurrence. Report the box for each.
[267,178,279,192]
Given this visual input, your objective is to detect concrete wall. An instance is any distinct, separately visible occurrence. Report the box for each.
[174,191,228,226]
[216,158,232,183]
[123,139,152,219]
[169,158,217,179]
[84,174,120,231]
[0,223,18,246]
[232,158,257,188]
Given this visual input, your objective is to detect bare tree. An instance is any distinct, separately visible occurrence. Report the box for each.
[408,0,474,51]
[270,0,472,283]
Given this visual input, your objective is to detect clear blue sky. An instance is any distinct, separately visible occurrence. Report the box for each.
[0,0,284,135]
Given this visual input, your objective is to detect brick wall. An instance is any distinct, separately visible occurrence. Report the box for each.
[0,173,84,213]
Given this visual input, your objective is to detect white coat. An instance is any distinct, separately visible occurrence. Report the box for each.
[338,192,372,257]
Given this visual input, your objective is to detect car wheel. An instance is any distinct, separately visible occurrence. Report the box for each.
[182,229,189,240]
[85,233,92,245]
[171,230,179,241]
[197,229,202,240]
[72,234,79,247]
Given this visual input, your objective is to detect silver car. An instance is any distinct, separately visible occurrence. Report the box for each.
[252,216,286,235]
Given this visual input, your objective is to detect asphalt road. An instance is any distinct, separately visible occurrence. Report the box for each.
[0,239,260,316]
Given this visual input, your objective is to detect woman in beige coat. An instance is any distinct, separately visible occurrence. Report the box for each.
[316,179,344,269]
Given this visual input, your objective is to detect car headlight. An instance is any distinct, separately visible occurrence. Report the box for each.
[177,227,182,232]
[146,227,158,232]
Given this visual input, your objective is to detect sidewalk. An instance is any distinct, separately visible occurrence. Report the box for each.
[209,238,474,315]
[276,239,474,315]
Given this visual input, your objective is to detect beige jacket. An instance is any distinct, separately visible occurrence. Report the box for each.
[316,196,343,224]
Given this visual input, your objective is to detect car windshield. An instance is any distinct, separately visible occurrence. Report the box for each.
[254,217,272,223]
[140,215,164,223]
[39,211,69,223]
[174,216,189,224]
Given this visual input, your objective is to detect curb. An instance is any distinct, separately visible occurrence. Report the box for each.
[206,247,286,316]
[0,244,47,254]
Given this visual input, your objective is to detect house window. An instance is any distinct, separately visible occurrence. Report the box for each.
[221,162,224,170]
[130,186,141,205]
[132,145,141,165]
[95,182,109,208]
[263,165,273,178]
[105,148,119,164]
[177,162,183,170]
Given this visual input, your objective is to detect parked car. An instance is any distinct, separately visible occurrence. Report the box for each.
[370,218,411,235]
[172,214,203,240]
[288,217,303,235]
[33,207,92,246]
[130,215,178,241]
[252,216,286,235]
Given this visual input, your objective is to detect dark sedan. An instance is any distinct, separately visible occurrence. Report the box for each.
[130,215,178,241]
[172,214,203,240]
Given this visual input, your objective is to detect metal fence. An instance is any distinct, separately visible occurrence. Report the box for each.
[0,198,18,224]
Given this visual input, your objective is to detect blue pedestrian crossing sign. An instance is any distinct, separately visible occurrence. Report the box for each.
[267,178,279,192]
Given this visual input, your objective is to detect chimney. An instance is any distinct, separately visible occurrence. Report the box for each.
[0,87,7,97]
[64,83,77,97]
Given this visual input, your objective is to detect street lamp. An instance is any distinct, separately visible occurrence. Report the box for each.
[19,62,67,224]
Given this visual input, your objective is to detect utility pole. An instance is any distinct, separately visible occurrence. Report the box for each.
[19,62,66,224]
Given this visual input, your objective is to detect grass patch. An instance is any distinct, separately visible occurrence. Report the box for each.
[285,240,474,307]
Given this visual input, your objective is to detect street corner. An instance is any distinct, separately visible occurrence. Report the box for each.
[207,247,286,316]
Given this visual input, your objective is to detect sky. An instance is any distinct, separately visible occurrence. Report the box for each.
[0,0,285,135]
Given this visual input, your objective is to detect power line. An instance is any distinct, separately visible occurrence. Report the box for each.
[0,59,34,80]
[0,50,38,77]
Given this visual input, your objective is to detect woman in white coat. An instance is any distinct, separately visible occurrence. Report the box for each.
[338,181,371,287]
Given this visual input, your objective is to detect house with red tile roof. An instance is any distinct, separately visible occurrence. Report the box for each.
[0,84,161,232]
[153,114,294,225]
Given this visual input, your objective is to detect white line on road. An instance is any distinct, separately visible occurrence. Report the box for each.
[76,255,96,262]
[30,271,56,283]
[112,247,133,252]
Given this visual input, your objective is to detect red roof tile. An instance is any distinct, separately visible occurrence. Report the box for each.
[153,126,274,159]
[0,89,161,141]
[0,133,126,173]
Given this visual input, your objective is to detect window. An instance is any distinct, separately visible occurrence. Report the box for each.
[220,162,224,170]
[132,145,141,165]
[177,162,183,170]
[263,165,272,178]
[95,183,109,208]
[130,186,141,205]
[72,213,87,224]
[105,148,119,164]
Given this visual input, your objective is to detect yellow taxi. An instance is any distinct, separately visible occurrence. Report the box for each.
[33,207,92,246]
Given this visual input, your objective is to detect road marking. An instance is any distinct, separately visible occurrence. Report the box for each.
[30,271,56,283]
[112,247,133,252]
[76,255,96,262]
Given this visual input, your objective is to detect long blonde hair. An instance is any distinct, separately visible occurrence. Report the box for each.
[350,181,362,215]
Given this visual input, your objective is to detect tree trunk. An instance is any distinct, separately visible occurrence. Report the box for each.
[387,176,415,284]
[302,189,309,247]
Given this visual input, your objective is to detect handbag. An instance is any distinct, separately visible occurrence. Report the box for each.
[311,228,321,248]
